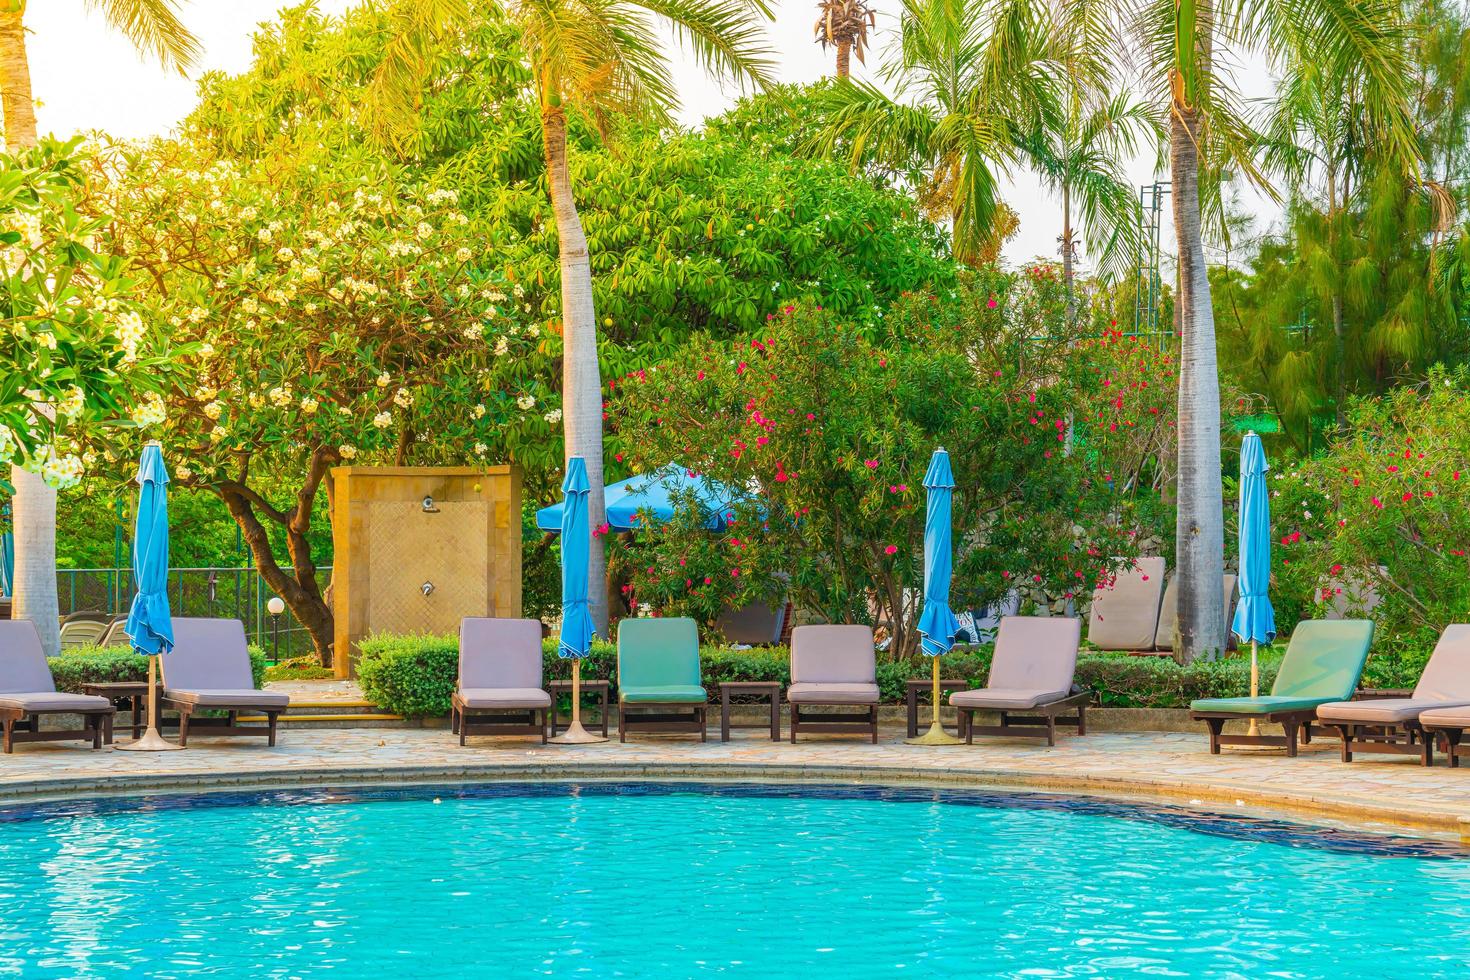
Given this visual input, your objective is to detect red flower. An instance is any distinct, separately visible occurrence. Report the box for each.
[884,545,898,555]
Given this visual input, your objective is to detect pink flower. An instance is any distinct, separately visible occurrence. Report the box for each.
[696,370,705,381]
[986,296,998,309]
[864,459,878,469]
[884,545,898,555]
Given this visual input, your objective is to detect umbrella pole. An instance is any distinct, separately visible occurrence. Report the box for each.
[115,653,182,751]
[1247,640,1260,738]
[906,654,964,745]
[550,658,606,744]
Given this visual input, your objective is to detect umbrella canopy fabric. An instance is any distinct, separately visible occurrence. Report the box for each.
[916,448,961,657]
[1231,432,1276,645]
[558,456,597,660]
[0,529,12,597]
[125,444,174,656]
[536,464,744,533]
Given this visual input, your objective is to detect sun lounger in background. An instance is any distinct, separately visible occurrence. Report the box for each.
[1086,557,1166,652]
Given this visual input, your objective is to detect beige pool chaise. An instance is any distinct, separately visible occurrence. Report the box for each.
[1086,556,1166,652]
[0,620,116,752]
[452,617,551,744]
[949,616,1090,746]
[1317,625,1470,766]
[786,625,880,743]
[161,617,290,747]
[1419,704,1470,768]
[1154,573,1238,651]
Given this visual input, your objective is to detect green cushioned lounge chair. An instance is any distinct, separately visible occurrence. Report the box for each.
[1190,619,1374,757]
[617,617,707,742]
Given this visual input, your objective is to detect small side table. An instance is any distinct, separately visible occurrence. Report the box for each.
[905,678,970,738]
[719,681,781,742]
[81,681,163,740]
[547,679,610,737]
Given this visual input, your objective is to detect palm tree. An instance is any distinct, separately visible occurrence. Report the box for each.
[811,0,1060,266]
[1023,94,1154,317]
[1126,0,1418,661]
[369,0,775,633]
[0,0,197,656]
[813,0,875,78]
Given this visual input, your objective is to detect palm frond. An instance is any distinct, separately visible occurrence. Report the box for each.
[86,0,201,72]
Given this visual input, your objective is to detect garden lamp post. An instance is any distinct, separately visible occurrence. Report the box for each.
[267,596,285,661]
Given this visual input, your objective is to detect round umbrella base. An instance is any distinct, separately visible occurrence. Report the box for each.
[115,728,183,752]
[905,722,966,746]
[549,721,607,745]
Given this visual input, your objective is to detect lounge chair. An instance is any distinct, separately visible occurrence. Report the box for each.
[1190,619,1374,757]
[786,625,880,743]
[0,620,116,752]
[160,618,290,746]
[949,616,1090,746]
[1154,573,1238,651]
[1316,625,1470,766]
[451,617,551,744]
[1086,557,1166,652]
[715,599,787,646]
[1419,705,1470,768]
[58,611,113,650]
[616,617,707,741]
[98,617,131,649]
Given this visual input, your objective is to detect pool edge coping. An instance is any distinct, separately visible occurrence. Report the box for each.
[3,759,1467,844]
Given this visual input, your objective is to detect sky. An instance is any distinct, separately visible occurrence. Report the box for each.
[23,0,1279,271]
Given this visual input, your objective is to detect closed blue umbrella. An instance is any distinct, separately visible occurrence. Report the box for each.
[117,442,181,751]
[550,456,603,743]
[0,529,12,597]
[1231,432,1275,734]
[909,448,964,745]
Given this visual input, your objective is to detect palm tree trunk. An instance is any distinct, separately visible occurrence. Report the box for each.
[1170,101,1226,664]
[542,104,609,634]
[0,10,60,657]
[836,40,851,79]
[1061,183,1076,325]
[1326,165,1346,431]
[0,7,37,151]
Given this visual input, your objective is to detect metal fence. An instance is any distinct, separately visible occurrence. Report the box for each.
[56,566,331,662]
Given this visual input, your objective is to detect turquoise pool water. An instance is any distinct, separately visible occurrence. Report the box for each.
[0,783,1466,978]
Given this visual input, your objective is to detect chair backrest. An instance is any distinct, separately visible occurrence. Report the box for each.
[988,616,1081,693]
[1154,573,1238,651]
[99,618,131,649]
[161,618,255,691]
[1270,620,1374,700]
[459,618,544,689]
[0,620,58,695]
[715,600,786,645]
[59,617,110,650]
[617,618,700,689]
[1086,557,1167,650]
[1412,625,1470,700]
[789,625,875,684]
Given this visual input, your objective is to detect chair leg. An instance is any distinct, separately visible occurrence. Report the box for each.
[268,712,278,747]
[1282,718,1300,757]
[1445,730,1462,768]
[459,708,468,746]
[1076,703,1087,736]
[540,708,548,744]
[2,718,10,754]
[91,714,102,750]
[179,710,191,748]
[870,705,878,744]
[1419,727,1433,767]
[1045,715,1056,747]
[965,709,974,745]
[619,704,627,743]
[700,706,707,742]
[103,713,114,745]
[1334,724,1353,762]
[790,705,798,743]
[1204,717,1224,754]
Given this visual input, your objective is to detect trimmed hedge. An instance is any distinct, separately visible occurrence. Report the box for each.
[49,645,268,693]
[351,630,1324,717]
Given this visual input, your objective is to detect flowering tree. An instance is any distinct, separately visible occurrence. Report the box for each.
[610,270,1169,653]
[1269,368,1470,676]
[85,137,561,664]
[1,139,173,653]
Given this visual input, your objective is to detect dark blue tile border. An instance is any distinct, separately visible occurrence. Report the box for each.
[0,780,1463,859]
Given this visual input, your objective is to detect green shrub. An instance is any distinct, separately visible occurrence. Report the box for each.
[49,644,268,693]
[264,656,337,682]
[356,633,460,717]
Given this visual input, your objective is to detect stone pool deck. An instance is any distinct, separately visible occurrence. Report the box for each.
[1,727,1466,842]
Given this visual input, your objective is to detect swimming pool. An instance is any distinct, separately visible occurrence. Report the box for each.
[1,782,1466,978]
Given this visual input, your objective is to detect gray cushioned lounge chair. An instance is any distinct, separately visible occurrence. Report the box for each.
[161,618,289,746]
[786,625,881,742]
[0,620,116,752]
[949,616,1089,746]
[451,617,551,744]
[1419,704,1470,768]
[1316,624,1470,766]
[1086,557,1166,652]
